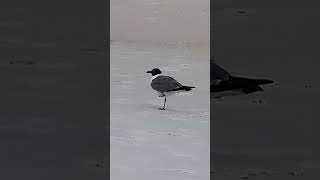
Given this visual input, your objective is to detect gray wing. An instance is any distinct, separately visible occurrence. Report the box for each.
[211,61,230,85]
[151,76,182,92]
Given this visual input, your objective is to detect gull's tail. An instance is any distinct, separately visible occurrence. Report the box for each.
[169,86,195,92]
[182,86,195,91]
[229,76,274,85]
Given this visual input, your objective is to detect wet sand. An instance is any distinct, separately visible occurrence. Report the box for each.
[212,1,320,179]
[0,3,108,179]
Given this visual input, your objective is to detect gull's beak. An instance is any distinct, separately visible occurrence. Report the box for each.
[147,71,152,73]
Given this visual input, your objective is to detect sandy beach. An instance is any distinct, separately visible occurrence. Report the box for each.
[111,0,210,179]
[111,41,209,180]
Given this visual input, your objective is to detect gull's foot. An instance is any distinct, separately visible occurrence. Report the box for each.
[158,108,166,110]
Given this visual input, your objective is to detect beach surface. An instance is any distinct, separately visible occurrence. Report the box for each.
[111,0,210,179]
[111,41,210,180]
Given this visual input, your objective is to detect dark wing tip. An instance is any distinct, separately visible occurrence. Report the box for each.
[258,79,274,85]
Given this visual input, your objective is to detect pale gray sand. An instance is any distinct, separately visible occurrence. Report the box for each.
[212,2,320,179]
[111,41,209,180]
[111,0,209,44]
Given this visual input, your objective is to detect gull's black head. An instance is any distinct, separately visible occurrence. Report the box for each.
[147,68,162,76]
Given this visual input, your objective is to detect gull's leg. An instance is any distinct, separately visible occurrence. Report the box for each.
[159,96,166,110]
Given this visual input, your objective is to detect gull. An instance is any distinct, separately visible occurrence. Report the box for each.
[147,68,195,110]
[211,59,274,98]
